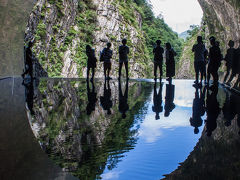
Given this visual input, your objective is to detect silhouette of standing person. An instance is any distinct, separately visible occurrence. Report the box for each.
[152,82,163,120]
[101,42,113,80]
[153,40,164,81]
[164,81,175,117]
[86,80,97,115]
[86,45,97,82]
[227,40,240,85]
[100,80,113,115]
[118,79,129,119]
[192,36,207,85]
[22,41,34,79]
[205,86,220,137]
[223,40,235,83]
[203,49,208,84]
[165,42,177,83]
[119,39,130,80]
[207,36,222,86]
[190,86,205,134]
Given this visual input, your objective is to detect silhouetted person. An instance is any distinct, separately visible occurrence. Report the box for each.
[224,40,235,83]
[205,86,220,137]
[227,40,240,84]
[118,79,129,119]
[153,40,164,81]
[207,37,222,85]
[164,81,175,117]
[222,90,236,127]
[119,39,130,80]
[165,42,177,82]
[190,86,205,134]
[100,80,113,115]
[152,82,163,120]
[86,45,97,81]
[203,49,208,84]
[22,41,34,79]
[22,78,35,115]
[101,42,113,80]
[86,80,97,115]
[192,36,208,84]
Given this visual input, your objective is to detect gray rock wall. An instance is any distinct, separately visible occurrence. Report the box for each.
[0,0,35,78]
[198,0,240,88]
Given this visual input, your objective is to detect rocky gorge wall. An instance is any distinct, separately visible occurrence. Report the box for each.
[198,0,240,88]
[26,0,151,78]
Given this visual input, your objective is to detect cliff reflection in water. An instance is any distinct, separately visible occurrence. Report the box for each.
[28,79,152,179]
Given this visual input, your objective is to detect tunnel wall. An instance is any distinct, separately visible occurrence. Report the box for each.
[0,0,36,78]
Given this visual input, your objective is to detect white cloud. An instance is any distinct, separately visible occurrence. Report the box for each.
[101,171,123,180]
[139,108,191,143]
[150,0,203,33]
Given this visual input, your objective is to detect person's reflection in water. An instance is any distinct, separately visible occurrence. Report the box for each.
[118,79,129,119]
[100,80,113,115]
[152,82,163,120]
[205,85,221,137]
[22,78,37,115]
[86,80,97,115]
[164,81,175,117]
[190,86,206,134]
[222,90,236,127]
[237,115,240,136]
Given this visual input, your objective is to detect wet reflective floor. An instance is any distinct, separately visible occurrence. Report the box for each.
[1,78,240,180]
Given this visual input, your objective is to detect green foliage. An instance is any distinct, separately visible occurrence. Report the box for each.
[187,25,200,40]
[36,21,46,38]
[48,0,64,17]
[133,0,184,68]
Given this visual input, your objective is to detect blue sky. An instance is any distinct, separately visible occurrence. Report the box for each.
[150,0,203,33]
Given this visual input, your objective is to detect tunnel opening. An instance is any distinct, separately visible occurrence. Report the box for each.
[22,0,240,89]
[1,0,240,179]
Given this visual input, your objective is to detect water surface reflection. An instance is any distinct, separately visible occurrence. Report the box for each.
[25,79,240,179]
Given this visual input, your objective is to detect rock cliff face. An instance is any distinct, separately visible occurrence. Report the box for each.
[26,0,150,78]
[198,0,240,47]
[198,0,240,88]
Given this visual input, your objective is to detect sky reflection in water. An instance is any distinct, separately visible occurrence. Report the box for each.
[101,80,204,180]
